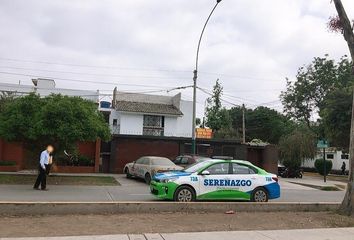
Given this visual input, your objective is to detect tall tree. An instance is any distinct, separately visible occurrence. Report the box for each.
[320,88,353,149]
[281,56,352,127]
[279,127,316,170]
[205,79,231,132]
[0,93,111,152]
[331,0,354,216]
[229,106,294,144]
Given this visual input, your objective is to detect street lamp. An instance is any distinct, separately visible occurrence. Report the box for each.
[191,0,222,155]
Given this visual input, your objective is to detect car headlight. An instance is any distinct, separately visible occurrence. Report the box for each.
[161,177,178,183]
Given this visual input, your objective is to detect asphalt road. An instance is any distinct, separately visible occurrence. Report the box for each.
[0,174,345,202]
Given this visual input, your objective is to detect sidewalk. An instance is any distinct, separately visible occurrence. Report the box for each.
[1,228,354,240]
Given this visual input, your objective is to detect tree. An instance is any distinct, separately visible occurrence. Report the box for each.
[281,56,352,128]
[195,118,201,127]
[205,79,232,132]
[0,91,14,113]
[0,93,111,152]
[320,88,353,149]
[279,127,316,170]
[331,0,354,216]
[229,106,295,144]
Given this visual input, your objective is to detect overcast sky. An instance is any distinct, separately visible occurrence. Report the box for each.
[0,0,354,118]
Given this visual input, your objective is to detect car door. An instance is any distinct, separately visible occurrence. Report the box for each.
[198,162,231,200]
[231,163,258,200]
[132,157,144,177]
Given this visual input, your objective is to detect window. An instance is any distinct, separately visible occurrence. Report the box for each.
[205,163,230,175]
[326,154,334,159]
[341,154,349,160]
[151,157,174,166]
[113,119,118,126]
[143,115,164,136]
[181,157,190,164]
[174,157,182,164]
[141,158,150,165]
[232,163,257,174]
[135,157,145,164]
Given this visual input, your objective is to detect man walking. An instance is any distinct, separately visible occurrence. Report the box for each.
[33,145,54,191]
[341,161,346,175]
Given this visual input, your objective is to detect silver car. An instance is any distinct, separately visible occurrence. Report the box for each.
[124,156,183,184]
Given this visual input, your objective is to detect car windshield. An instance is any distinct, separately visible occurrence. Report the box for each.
[184,161,212,173]
[151,158,175,166]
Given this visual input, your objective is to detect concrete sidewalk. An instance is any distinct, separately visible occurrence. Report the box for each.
[1,228,354,240]
[0,173,346,202]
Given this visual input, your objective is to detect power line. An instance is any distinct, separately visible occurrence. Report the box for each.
[0,58,287,82]
[197,87,241,107]
[0,66,190,80]
[0,57,191,73]
[199,71,283,82]
[0,71,181,89]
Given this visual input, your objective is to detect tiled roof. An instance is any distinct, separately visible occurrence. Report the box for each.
[115,101,183,116]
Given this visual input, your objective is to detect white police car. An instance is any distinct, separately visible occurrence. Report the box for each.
[150,159,280,202]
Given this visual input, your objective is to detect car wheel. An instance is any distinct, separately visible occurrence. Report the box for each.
[145,173,151,184]
[298,172,303,179]
[174,186,196,202]
[125,168,132,179]
[251,187,269,202]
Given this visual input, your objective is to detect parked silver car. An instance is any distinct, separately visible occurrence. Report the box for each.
[124,156,183,184]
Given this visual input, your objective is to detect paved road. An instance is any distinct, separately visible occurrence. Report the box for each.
[1,228,354,240]
[0,174,345,202]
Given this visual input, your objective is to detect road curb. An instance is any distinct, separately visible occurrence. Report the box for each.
[0,202,340,215]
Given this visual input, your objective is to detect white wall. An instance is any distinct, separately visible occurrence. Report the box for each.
[119,113,143,135]
[0,82,99,102]
[302,150,349,171]
[175,100,193,138]
[164,100,192,137]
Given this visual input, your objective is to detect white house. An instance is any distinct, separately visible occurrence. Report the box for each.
[1,79,193,138]
[0,78,99,102]
[302,149,350,171]
[100,88,193,138]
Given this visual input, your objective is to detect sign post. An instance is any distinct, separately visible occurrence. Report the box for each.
[317,140,329,182]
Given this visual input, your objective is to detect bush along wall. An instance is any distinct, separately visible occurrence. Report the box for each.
[314,159,333,176]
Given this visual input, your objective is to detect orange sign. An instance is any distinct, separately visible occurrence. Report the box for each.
[196,128,213,139]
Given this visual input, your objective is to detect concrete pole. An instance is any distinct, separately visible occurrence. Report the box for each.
[191,0,222,155]
[242,104,246,144]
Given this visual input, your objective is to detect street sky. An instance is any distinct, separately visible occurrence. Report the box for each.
[0,0,354,118]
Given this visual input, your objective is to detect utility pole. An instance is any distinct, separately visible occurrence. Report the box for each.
[242,104,246,144]
[191,0,222,155]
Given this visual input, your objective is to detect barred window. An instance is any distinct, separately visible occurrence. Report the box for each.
[143,115,164,136]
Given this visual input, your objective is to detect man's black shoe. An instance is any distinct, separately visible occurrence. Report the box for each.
[33,187,40,190]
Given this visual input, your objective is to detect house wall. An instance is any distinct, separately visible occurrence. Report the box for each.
[0,82,99,102]
[110,136,276,174]
[0,138,100,172]
[0,139,25,167]
[109,100,193,138]
[174,100,193,138]
[302,150,350,171]
[111,137,180,173]
[119,113,143,135]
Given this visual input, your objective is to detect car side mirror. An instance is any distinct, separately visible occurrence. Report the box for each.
[201,170,210,175]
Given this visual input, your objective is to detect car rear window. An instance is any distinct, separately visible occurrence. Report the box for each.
[151,158,174,166]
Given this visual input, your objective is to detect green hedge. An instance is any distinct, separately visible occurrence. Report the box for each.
[78,155,94,166]
[0,161,17,166]
[314,159,333,176]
